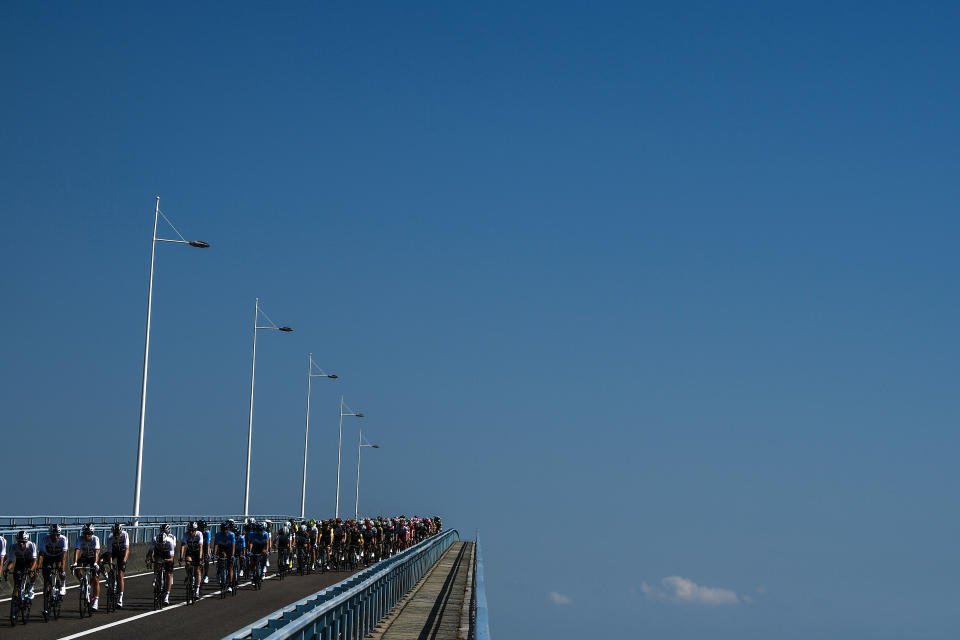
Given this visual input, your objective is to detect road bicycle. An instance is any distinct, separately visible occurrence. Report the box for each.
[102,561,120,613]
[346,545,361,571]
[215,555,231,598]
[247,551,265,590]
[150,560,171,610]
[296,545,310,576]
[276,547,288,581]
[200,549,210,592]
[316,545,329,573]
[329,542,345,571]
[232,554,244,593]
[74,563,95,618]
[8,569,32,625]
[183,558,200,605]
[41,564,64,621]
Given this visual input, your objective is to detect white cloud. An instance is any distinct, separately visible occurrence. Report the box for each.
[548,591,573,606]
[640,576,741,606]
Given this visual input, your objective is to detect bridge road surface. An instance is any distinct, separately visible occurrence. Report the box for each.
[7,549,362,640]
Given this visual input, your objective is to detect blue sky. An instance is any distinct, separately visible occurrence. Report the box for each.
[2,2,959,638]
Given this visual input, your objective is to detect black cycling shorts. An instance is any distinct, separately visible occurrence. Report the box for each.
[184,550,202,564]
[104,550,128,572]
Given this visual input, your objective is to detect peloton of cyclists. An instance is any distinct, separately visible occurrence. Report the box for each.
[0,513,443,618]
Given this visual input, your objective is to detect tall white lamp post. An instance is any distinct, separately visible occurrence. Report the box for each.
[244,298,293,516]
[302,353,337,518]
[133,196,209,522]
[335,396,364,518]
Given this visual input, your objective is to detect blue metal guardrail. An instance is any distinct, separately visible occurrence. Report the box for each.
[222,528,460,640]
[0,515,292,550]
[473,533,491,640]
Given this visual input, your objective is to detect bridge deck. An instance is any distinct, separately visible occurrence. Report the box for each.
[5,550,362,640]
[368,541,474,640]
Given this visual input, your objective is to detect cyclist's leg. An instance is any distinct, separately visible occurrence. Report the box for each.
[90,559,101,600]
[116,553,126,597]
[164,561,174,596]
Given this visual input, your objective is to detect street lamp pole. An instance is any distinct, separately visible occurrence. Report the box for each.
[335,396,364,519]
[355,428,379,521]
[302,353,337,519]
[132,196,209,523]
[244,298,293,516]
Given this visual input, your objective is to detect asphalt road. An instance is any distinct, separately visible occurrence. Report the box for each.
[4,550,362,640]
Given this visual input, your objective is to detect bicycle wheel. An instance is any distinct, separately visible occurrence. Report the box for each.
[10,594,17,627]
[20,594,29,625]
[78,578,87,618]
[153,570,162,610]
[53,589,62,620]
[42,582,50,623]
[106,572,114,613]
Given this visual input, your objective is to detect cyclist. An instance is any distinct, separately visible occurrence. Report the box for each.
[263,520,273,569]
[39,523,69,613]
[102,523,130,608]
[198,520,211,585]
[0,531,5,575]
[275,525,292,571]
[179,521,203,600]
[293,523,309,569]
[383,519,395,557]
[213,521,236,593]
[247,522,269,579]
[305,519,319,569]
[72,524,100,611]
[232,521,246,578]
[4,531,38,601]
[333,518,346,555]
[146,524,176,605]
[348,523,364,564]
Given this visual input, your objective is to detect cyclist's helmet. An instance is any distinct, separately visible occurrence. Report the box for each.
[112,523,124,536]
[220,521,230,533]
[307,519,315,527]
[281,526,290,536]
[49,523,62,536]
[198,519,207,529]
[187,521,198,532]
[160,523,172,535]
[228,518,237,530]
[82,523,94,536]
[16,530,28,543]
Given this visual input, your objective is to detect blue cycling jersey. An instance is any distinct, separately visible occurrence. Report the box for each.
[235,535,246,551]
[204,530,212,544]
[214,531,235,549]
[248,531,268,549]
